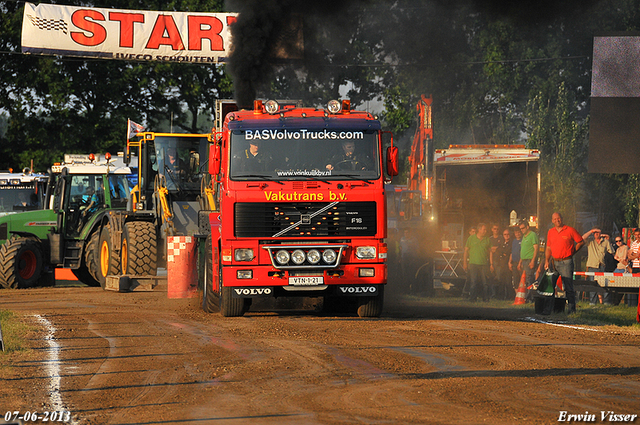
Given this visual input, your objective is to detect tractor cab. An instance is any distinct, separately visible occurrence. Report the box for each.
[128,132,209,237]
[50,153,135,238]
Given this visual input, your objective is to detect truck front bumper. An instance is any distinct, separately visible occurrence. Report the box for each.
[221,263,386,298]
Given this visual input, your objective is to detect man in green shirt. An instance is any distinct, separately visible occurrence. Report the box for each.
[463,223,491,302]
[518,220,540,294]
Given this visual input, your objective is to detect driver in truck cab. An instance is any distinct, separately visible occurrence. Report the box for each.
[233,140,273,172]
[326,141,371,171]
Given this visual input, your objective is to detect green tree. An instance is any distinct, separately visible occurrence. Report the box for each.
[527,82,588,223]
[0,0,228,171]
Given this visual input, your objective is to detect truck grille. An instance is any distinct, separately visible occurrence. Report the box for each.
[235,202,377,238]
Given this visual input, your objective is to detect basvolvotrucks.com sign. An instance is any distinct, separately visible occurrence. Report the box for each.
[21,2,237,63]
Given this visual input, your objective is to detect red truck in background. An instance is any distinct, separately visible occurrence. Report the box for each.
[202,99,398,317]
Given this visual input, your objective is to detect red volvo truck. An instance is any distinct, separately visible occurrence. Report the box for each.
[202,99,398,317]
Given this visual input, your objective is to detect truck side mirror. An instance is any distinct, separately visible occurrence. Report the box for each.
[209,140,221,176]
[386,146,399,177]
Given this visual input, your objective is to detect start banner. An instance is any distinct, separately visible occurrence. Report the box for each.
[21,2,237,63]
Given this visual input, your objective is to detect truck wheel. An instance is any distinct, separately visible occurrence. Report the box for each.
[85,231,101,284]
[97,224,120,289]
[0,236,44,289]
[220,284,247,317]
[202,236,219,313]
[121,221,157,276]
[357,285,384,318]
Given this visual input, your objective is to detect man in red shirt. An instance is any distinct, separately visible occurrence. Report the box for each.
[544,212,585,313]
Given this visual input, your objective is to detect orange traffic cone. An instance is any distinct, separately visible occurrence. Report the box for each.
[513,271,526,305]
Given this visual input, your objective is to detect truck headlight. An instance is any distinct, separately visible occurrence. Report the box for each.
[322,249,337,264]
[275,250,290,265]
[291,249,306,265]
[307,249,321,264]
[234,248,254,262]
[356,246,376,259]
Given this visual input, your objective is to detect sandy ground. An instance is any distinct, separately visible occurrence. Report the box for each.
[0,283,639,425]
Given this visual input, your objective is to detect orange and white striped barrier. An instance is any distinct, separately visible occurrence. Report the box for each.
[574,271,640,277]
[167,236,197,299]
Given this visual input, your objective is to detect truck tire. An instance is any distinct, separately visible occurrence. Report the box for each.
[356,285,384,318]
[85,230,101,284]
[201,236,219,313]
[0,236,44,289]
[121,221,157,276]
[97,224,120,289]
[220,284,247,317]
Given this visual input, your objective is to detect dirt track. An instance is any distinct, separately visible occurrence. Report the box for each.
[1,283,639,425]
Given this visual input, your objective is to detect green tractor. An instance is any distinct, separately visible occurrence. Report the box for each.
[0,153,135,289]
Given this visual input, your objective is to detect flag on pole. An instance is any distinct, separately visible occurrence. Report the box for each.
[127,119,145,139]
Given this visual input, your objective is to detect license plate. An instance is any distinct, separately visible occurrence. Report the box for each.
[288,276,324,286]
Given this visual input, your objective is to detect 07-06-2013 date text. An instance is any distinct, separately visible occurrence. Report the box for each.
[4,411,71,422]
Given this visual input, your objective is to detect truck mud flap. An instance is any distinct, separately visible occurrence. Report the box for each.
[334,285,381,297]
[230,285,382,298]
[231,287,274,298]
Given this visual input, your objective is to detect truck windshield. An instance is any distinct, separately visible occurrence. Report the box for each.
[154,136,208,192]
[0,186,41,213]
[229,129,380,181]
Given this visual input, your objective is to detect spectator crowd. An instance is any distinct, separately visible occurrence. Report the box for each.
[461,213,639,311]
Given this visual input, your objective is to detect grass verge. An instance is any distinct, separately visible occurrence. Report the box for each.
[0,309,34,354]
[400,292,640,331]
[569,301,640,328]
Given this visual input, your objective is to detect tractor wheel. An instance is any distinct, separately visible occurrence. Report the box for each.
[201,236,219,313]
[357,285,384,318]
[71,266,100,287]
[97,224,120,289]
[121,221,157,276]
[72,231,100,287]
[0,236,44,289]
[85,230,101,284]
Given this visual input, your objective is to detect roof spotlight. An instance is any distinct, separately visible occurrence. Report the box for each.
[327,100,342,114]
[265,100,279,114]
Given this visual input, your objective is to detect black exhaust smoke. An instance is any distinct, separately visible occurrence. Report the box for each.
[226,0,601,110]
[226,0,360,109]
